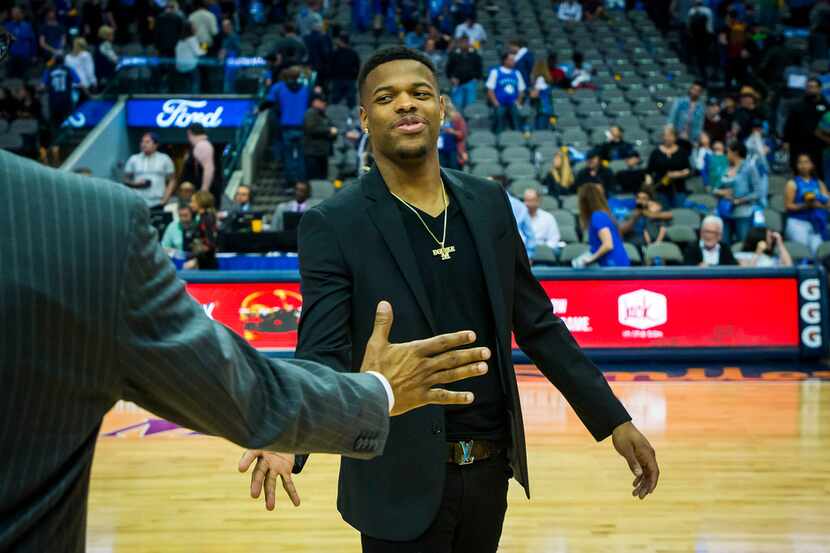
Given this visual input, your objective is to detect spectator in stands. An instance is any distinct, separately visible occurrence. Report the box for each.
[568,51,592,89]
[65,37,96,94]
[423,38,446,75]
[703,97,728,145]
[175,22,205,93]
[543,148,575,198]
[732,86,765,142]
[187,190,219,270]
[706,140,728,190]
[123,132,177,209]
[81,0,110,45]
[720,95,738,132]
[453,15,486,49]
[546,52,568,88]
[304,20,332,88]
[329,34,360,109]
[176,180,196,206]
[817,105,830,183]
[785,153,830,254]
[426,24,451,51]
[446,35,482,111]
[523,188,561,251]
[508,39,534,92]
[557,0,583,22]
[94,26,118,87]
[134,0,157,48]
[155,1,184,59]
[528,57,554,130]
[188,0,219,54]
[618,185,671,249]
[221,185,253,224]
[648,127,692,209]
[499,176,536,259]
[272,180,312,230]
[182,123,222,202]
[736,226,793,267]
[784,78,830,178]
[576,183,630,267]
[692,130,712,177]
[684,215,738,266]
[162,203,196,257]
[668,81,706,144]
[39,8,66,60]
[687,0,714,85]
[5,7,37,79]
[303,93,337,180]
[616,151,650,194]
[713,141,762,243]
[598,125,636,162]
[296,0,323,37]
[218,17,240,60]
[266,66,310,185]
[719,9,749,89]
[575,150,617,193]
[109,0,135,44]
[404,22,427,50]
[486,51,525,133]
[810,0,830,61]
[438,95,468,170]
[41,53,79,143]
[276,23,308,68]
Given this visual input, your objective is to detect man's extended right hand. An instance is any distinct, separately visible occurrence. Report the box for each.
[360,301,489,416]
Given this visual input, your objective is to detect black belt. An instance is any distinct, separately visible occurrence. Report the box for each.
[447,440,502,465]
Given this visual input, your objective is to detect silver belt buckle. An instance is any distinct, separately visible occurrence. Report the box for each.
[457,440,475,465]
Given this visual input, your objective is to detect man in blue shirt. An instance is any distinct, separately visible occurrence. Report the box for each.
[5,7,38,78]
[264,67,310,184]
[486,51,526,133]
[38,8,66,59]
[494,176,535,258]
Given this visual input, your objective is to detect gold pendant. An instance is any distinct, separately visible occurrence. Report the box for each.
[432,245,456,260]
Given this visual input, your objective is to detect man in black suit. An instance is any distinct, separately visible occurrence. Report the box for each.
[245,47,659,552]
[0,26,495,552]
[684,214,739,266]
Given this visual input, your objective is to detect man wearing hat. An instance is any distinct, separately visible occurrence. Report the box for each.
[574,148,618,194]
[303,92,338,180]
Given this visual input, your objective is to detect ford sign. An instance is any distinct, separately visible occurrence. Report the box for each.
[126,98,255,129]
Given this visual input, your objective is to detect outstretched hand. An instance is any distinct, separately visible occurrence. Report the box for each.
[612,421,659,500]
[238,450,300,511]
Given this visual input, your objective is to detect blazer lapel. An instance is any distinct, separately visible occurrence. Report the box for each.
[363,167,438,334]
[442,170,508,346]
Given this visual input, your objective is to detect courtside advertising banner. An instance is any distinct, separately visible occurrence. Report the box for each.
[184,269,826,357]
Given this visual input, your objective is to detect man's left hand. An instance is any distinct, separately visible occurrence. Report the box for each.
[612,421,659,500]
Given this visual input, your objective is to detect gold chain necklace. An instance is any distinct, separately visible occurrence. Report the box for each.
[389,184,456,261]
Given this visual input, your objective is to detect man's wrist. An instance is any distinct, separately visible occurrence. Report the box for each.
[366,371,395,414]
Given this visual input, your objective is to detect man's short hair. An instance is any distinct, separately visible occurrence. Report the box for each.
[143,131,159,144]
[692,80,705,89]
[522,187,540,199]
[701,215,724,232]
[188,123,206,136]
[357,46,438,100]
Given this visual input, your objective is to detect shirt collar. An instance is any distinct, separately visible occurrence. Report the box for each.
[700,239,720,252]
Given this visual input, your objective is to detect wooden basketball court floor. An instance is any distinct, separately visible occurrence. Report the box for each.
[86,366,830,553]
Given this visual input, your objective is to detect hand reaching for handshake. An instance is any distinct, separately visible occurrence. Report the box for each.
[239,300,490,510]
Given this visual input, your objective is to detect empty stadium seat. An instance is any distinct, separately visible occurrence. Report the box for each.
[559,243,590,265]
[559,225,579,244]
[785,241,812,264]
[497,131,527,148]
[624,242,643,265]
[644,242,684,265]
[532,244,558,266]
[687,193,717,212]
[501,146,532,164]
[468,131,497,148]
[552,208,577,228]
[665,225,697,246]
[670,208,702,229]
[541,195,559,211]
[764,209,784,233]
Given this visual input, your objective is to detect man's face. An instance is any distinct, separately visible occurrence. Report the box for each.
[587,155,600,170]
[360,59,443,164]
[610,126,622,141]
[689,84,703,101]
[179,185,195,200]
[235,186,250,205]
[222,20,233,34]
[700,223,721,248]
[503,54,516,69]
[706,103,720,118]
[140,135,157,155]
[626,155,640,168]
[740,94,755,109]
[11,7,22,20]
[295,182,310,202]
[179,208,193,225]
[807,80,822,99]
[425,39,435,52]
[312,98,326,111]
[523,190,539,214]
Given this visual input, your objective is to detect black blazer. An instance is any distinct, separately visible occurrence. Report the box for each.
[0,150,389,552]
[684,241,738,266]
[296,167,630,541]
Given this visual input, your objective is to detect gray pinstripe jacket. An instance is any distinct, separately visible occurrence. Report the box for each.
[0,150,389,552]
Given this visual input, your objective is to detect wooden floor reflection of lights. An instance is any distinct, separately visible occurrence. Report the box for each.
[86,375,830,553]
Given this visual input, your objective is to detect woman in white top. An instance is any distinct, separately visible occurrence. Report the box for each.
[95,26,119,87]
[65,37,97,92]
[735,226,793,267]
[175,22,205,93]
[557,0,582,22]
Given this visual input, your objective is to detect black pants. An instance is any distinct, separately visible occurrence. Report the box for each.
[305,155,329,180]
[361,453,510,553]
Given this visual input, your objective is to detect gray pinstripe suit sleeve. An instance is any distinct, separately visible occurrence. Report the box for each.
[115,198,390,456]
